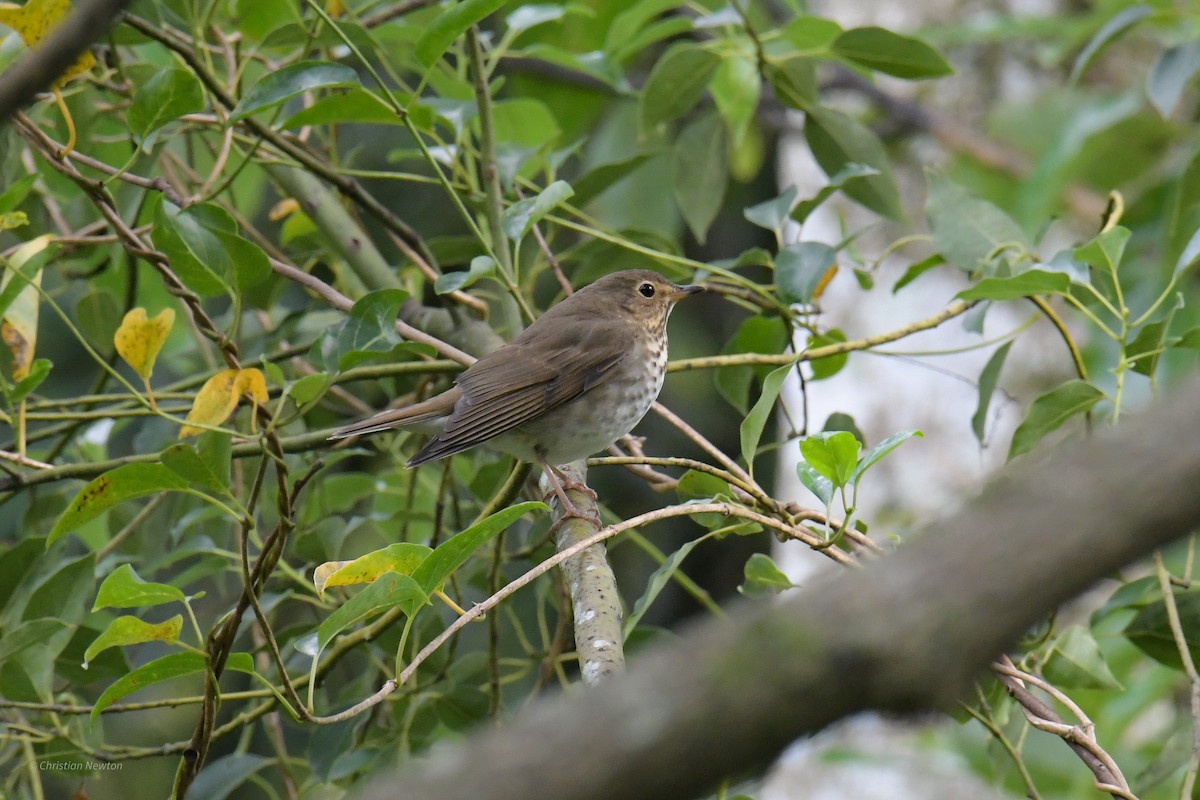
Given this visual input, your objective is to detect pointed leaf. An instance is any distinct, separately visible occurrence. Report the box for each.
[412,502,544,595]
[926,172,1028,271]
[49,464,189,546]
[93,564,184,611]
[804,106,903,220]
[852,429,922,484]
[956,270,1072,301]
[415,0,507,67]
[114,308,175,381]
[315,543,433,597]
[832,26,952,79]
[775,242,837,305]
[1009,380,1105,459]
[128,67,204,144]
[1069,5,1153,84]
[1042,625,1123,690]
[91,651,206,718]
[230,61,359,121]
[639,42,721,131]
[317,571,428,651]
[84,615,183,664]
[624,535,710,638]
[972,342,1012,443]
[740,553,796,597]
[1147,40,1200,118]
[672,114,727,244]
[739,365,791,471]
[179,368,269,437]
[800,431,861,489]
[501,180,574,241]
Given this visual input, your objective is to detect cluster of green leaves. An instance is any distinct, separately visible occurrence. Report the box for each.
[1,0,1200,799]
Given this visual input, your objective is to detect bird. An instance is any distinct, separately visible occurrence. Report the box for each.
[329,269,703,514]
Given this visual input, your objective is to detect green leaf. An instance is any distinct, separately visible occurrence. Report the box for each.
[672,114,727,244]
[501,180,574,241]
[74,289,121,350]
[623,535,710,638]
[1009,380,1105,459]
[161,439,230,495]
[435,255,496,295]
[1074,225,1131,275]
[851,429,922,484]
[316,571,428,651]
[744,186,798,234]
[411,502,544,595]
[281,86,402,129]
[1125,589,1200,671]
[0,619,65,662]
[740,553,795,597]
[797,460,834,506]
[92,564,185,611]
[675,469,734,528]
[48,464,189,547]
[925,171,1028,271]
[831,27,952,80]
[639,42,721,131]
[893,253,944,293]
[84,615,183,664]
[1147,40,1200,118]
[324,288,409,371]
[1128,318,1173,378]
[800,431,861,489]
[715,315,788,414]
[739,365,791,471]
[230,61,359,121]
[415,0,507,67]
[152,202,270,297]
[807,328,848,380]
[710,55,761,145]
[606,0,685,64]
[128,67,204,145]
[766,58,817,110]
[777,15,843,54]
[1069,5,1153,85]
[972,342,1012,443]
[804,106,903,220]
[956,270,1072,301]
[318,542,433,596]
[1172,223,1200,281]
[182,754,269,800]
[1042,625,1122,690]
[775,242,836,305]
[289,373,332,406]
[91,651,206,718]
[571,155,654,206]
[0,537,44,614]
[791,162,879,224]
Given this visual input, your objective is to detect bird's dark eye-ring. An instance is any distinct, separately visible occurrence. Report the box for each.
[638,282,655,298]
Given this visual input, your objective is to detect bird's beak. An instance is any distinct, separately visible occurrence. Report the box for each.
[668,284,704,303]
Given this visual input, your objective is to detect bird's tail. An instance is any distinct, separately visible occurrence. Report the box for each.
[328,389,458,439]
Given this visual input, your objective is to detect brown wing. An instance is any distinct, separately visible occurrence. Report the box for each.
[408,312,633,465]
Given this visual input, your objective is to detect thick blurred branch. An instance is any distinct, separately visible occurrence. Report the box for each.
[0,0,133,124]
[349,378,1200,800]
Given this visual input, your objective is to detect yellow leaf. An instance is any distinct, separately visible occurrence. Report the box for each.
[313,561,352,599]
[180,367,269,437]
[267,197,299,222]
[0,234,51,380]
[0,0,96,85]
[114,308,174,381]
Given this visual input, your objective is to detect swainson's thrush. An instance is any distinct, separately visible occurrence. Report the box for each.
[330,269,702,511]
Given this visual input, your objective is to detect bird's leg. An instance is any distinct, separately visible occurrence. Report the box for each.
[537,458,599,522]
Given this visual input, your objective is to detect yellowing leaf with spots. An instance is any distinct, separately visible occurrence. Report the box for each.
[314,543,433,598]
[0,234,51,380]
[115,307,174,381]
[180,367,269,437]
[0,0,97,84]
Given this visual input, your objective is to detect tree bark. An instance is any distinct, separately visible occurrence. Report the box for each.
[348,377,1200,800]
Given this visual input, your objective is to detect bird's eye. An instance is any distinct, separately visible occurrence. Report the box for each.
[638,282,655,298]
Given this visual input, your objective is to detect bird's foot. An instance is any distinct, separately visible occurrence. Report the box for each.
[539,461,601,526]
